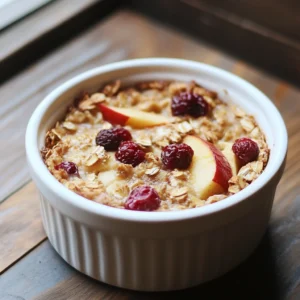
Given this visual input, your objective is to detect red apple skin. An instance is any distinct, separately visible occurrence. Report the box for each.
[221,142,240,176]
[183,135,232,200]
[207,141,233,189]
[99,104,129,126]
[184,135,233,192]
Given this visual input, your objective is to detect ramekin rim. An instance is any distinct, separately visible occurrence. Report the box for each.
[25,58,288,222]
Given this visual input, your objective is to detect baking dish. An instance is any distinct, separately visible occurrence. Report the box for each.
[26,58,287,291]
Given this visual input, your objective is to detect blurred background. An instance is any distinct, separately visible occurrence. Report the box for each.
[1,0,299,84]
[1,1,300,299]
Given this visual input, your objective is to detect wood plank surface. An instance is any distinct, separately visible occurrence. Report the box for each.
[0,0,119,83]
[0,242,74,300]
[0,182,46,274]
[0,0,99,62]
[0,0,53,31]
[1,9,300,300]
[131,0,300,86]
[198,0,300,43]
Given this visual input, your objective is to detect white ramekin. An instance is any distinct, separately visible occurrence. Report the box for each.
[26,58,287,291]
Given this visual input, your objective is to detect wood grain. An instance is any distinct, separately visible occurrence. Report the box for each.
[0,182,46,274]
[0,242,74,300]
[0,0,52,31]
[1,0,98,62]
[1,9,300,300]
[131,0,300,86]
[198,0,300,43]
[0,0,118,83]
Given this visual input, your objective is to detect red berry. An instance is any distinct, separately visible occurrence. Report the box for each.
[115,141,145,167]
[232,138,259,165]
[125,186,161,211]
[55,161,79,176]
[171,92,208,117]
[161,143,194,169]
[95,128,132,151]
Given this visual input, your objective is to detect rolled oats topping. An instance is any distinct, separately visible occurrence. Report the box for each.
[42,80,269,211]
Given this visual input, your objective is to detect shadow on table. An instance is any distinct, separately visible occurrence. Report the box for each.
[129,230,281,300]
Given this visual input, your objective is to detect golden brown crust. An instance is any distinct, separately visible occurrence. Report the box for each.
[42,80,269,211]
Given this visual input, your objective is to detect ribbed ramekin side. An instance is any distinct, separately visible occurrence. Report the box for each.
[39,193,273,291]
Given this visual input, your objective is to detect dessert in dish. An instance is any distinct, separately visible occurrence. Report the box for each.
[42,80,269,211]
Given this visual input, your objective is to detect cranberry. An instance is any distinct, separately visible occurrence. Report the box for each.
[95,128,132,151]
[161,143,194,169]
[171,92,208,117]
[115,141,145,167]
[125,186,161,211]
[232,138,259,165]
[55,161,79,176]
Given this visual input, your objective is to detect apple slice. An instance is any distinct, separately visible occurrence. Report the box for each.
[97,170,116,186]
[220,142,240,176]
[99,104,169,128]
[183,135,232,200]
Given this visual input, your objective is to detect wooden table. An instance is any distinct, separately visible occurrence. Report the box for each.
[1,9,300,300]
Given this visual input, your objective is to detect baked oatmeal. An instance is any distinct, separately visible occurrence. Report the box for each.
[42,80,269,211]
